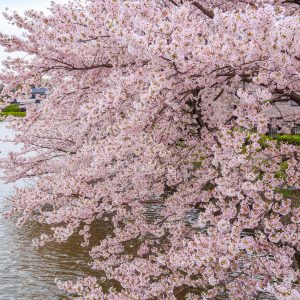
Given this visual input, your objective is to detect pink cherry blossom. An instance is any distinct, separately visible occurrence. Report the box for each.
[0,0,300,299]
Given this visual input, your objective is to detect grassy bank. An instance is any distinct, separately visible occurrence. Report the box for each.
[1,103,26,118]
[0,111,26,117]
[258,133,300,147]
[273,134,300,146]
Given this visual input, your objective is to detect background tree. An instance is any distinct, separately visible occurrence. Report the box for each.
[0,0,300,299]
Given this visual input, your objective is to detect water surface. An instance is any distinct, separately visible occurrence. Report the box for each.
[0,122,94,300]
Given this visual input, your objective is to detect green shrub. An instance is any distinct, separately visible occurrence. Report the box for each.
[0,111,26,117]
[273,134,300,146]
[1,103,26,118]
[2,103,21,112]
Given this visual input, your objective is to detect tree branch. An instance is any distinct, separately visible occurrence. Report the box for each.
[290,91,300,105]
[192,2,214,19]
[282,0,300,5]
[168,0,179,6]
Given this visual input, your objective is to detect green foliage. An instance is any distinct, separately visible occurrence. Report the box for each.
[192,161,203,169]
[258,135,272,148]
[238,131,272,154]
[175,140,188,148]
[256,134,300,148]
[277,188,300,199]
[2,103,21,112]
[240,145,247,154]
[273,134,300,146]
[0,111,26,117]
[256,169,265,181]
[1,103,26,118]
[191,156,205,170]
[274,161,288,179]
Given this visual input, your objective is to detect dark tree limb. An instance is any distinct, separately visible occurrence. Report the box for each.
[290,91,300,105]
[282,0,300,5]
[168,0,179,6]
[272,90,300,105]
[213,89,224,101]
[192,2,214,18]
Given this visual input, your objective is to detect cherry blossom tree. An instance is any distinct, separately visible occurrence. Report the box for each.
[1,0,300,299]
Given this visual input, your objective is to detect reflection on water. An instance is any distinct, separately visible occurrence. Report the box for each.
[0,122,95,300]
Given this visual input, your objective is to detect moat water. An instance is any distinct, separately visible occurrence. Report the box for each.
[0,122,94,299]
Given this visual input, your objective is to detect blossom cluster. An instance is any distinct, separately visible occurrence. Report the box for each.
[0,0,300,299]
